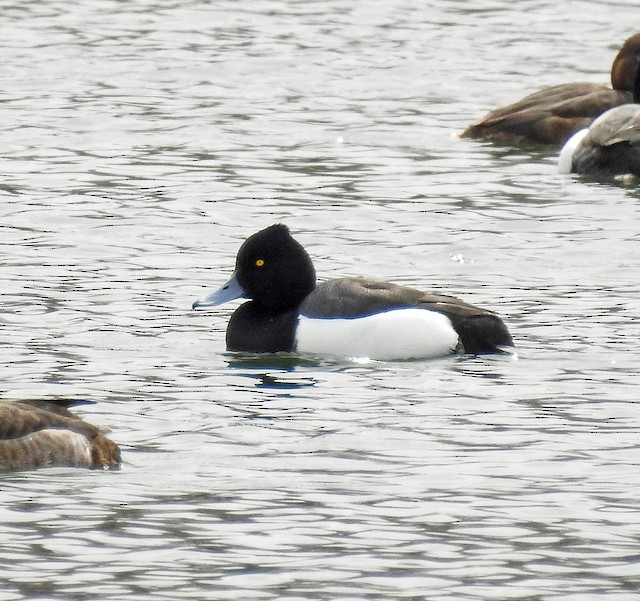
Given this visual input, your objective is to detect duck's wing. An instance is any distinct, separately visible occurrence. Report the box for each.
[0,402,98,439]
[587,104,640,146]
[417,293,513,354]
[300,277,425,318]
[16,399,92,417]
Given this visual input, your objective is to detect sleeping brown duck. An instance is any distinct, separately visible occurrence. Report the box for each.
[0,400,120,471]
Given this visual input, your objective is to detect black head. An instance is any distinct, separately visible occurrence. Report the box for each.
[234,224,316,310]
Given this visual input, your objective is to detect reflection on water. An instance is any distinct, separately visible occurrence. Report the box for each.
[1,0,640,599]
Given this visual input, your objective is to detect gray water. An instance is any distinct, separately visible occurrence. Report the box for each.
[2,0,640,599]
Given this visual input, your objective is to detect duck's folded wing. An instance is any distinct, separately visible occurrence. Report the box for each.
[0,402,99,440]
[418,294,513,353]
[588,105,640,146]
[300,277,425,318]
[16,400,92,417]
[471,83,620,124]
[463,84,630,144]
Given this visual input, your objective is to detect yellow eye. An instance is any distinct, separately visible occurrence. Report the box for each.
[255,258,265,267]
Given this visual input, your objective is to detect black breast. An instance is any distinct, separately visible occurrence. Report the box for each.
[226,302,299,353]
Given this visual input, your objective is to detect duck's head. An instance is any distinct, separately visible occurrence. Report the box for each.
[611,33,640,100]
[193,224,316,311]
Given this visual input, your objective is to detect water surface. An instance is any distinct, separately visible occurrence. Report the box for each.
[2,1,640,599]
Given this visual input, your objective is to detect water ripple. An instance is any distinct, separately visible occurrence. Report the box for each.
[1,0,640,599]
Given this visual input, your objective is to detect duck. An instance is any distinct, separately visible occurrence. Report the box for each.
[192,224,513,361]
[558,103,640,176]
[461,33,640,145]
[0,400,121,471]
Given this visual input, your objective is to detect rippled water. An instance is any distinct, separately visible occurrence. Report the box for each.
[2,0,640,599]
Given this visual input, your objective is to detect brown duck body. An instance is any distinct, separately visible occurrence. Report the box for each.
[461,33,640,145]
[0,401,120,471]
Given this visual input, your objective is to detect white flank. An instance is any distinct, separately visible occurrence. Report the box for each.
[296,308,459,361]
[558,128,588,173]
